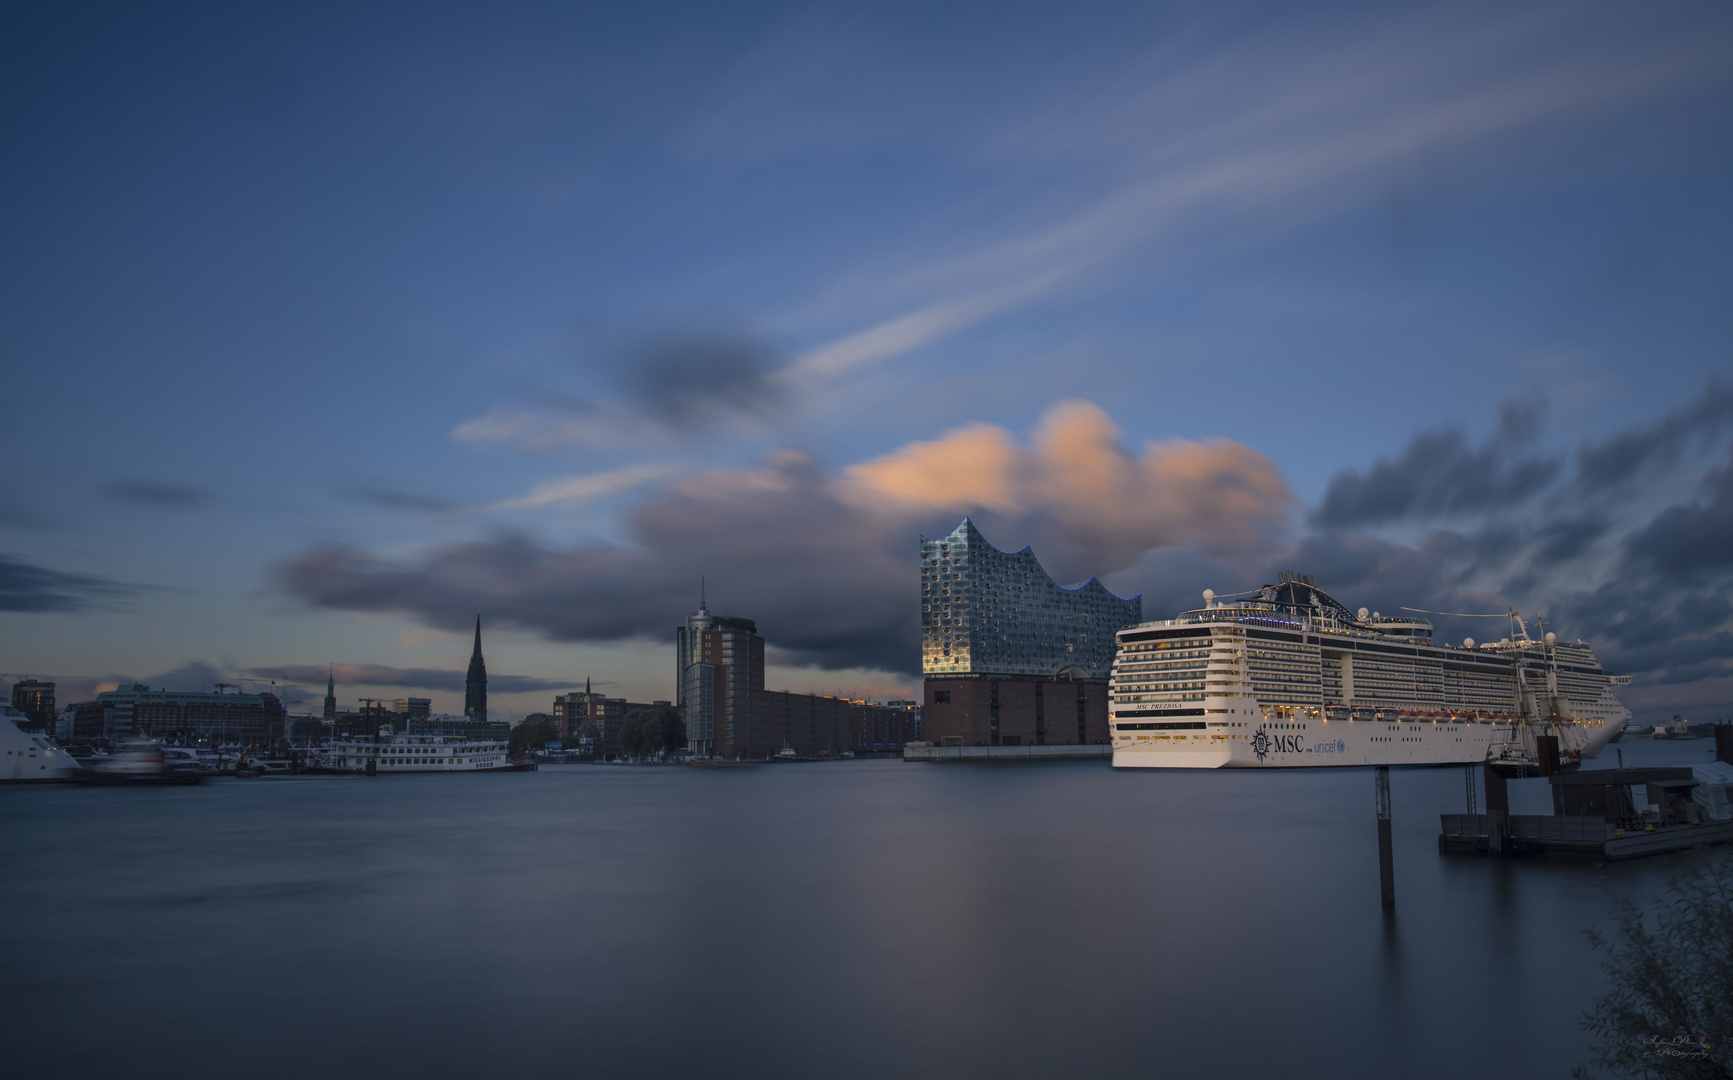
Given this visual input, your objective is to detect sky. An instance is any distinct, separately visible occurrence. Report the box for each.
[2,1,1730,721]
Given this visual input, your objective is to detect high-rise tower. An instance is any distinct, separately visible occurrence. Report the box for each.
[465,614,488,721]
[323,669,337,718]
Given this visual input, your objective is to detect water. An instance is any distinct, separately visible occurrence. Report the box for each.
[3,738,1723,1079]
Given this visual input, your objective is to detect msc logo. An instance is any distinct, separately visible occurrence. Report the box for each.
[1250,724,1309,762]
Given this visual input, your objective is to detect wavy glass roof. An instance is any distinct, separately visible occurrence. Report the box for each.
[921,518,1142,679]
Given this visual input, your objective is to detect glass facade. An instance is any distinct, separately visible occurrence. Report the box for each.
[921,518,1141,678]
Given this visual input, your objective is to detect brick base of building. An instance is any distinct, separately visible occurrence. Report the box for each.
[922,676,1109,747]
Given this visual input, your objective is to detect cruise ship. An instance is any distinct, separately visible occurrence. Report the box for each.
[304,731,531,774]
[1,703,81,782]
[1110,574,1629,769]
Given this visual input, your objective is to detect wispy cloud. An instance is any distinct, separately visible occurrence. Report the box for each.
[0,553,141,613]
[486,463,680,512]
[775,6,1730,380]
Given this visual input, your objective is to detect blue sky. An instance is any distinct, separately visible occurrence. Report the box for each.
[3,1,1730,719]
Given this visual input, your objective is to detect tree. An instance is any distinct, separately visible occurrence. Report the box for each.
[620,706,684,760]
[509,718,560,755]
[1573,853,1733,1079]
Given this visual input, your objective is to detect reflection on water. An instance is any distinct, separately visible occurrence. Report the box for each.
[1,737,1719,1079]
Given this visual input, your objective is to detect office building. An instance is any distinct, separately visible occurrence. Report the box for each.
[676,602,763,759]
[10,679,55,732]
[676,604,927,759]
[70,684,286,743]
[921,518,1140,747]
[392,697,432,719]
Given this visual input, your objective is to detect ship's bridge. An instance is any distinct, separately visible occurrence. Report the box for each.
[1170,572,1433,642]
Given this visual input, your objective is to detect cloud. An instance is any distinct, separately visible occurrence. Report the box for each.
[1573,377,1733,491]
[455,330,793,451]
[143,660,229,694]
[1623,448,1733,581]
[0,554,137,613]
[487,464,680,512]
[289,387,1733,714]
[283,400,1292,673]
[1314,397,1559,527]
[101,480,213,508]
[770,8,1733,382]
[339,486,459,513]
[248,663,579,695]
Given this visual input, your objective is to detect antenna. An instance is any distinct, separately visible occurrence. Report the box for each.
[701,575,707,610]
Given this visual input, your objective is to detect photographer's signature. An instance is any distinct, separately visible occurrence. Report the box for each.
[1644,1035,1710,1059]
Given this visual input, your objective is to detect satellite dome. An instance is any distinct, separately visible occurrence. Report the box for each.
[1545,631,1556,644]
[1463,637,1476,648]
[1357,607,1369,619]
[1372,611,1380,619]
[1202,589,1215,606]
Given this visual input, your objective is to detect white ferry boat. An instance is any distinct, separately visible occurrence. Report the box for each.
[1,703,81,782]
[1111,574,1629,770]
[304,730,531,774]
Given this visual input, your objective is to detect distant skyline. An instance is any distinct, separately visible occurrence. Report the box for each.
[3,2,1730,720]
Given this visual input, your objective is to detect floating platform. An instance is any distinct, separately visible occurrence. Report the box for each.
[904,744,1111,763]
[1439,814,1733,859]
[1439,764,1733,859]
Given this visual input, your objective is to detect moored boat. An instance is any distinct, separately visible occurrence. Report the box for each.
[1112,575,1627,770]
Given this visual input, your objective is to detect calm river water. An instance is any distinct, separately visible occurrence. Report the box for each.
[2,738,1722,1079]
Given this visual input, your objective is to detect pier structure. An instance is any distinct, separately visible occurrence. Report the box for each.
[1440,742,1733,859]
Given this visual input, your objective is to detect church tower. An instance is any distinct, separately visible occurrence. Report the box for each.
[465,615,488,721]
[323,668,337,718]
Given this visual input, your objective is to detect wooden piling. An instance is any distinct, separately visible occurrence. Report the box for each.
[1376,765,1394,909]
[1484,763,1509,857]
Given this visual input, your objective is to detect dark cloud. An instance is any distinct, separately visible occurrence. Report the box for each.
[248,663,579,695]
[0,554,136,612]
[144,660,229,694]
[287,391,1733,716]
[1574,378,1733,490]
[1622,450,1733,580]
[615,330,787,425]
[281,451,917,672]
[338,486,458,513]
[102,480,213,507]
[1313,396,1559,528]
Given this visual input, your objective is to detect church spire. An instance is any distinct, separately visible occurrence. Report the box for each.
[323,666,336,719]
[464,614,488,722]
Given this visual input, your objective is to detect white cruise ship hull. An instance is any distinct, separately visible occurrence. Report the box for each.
[1113,718,1520,769]
[1109,580,1629,770]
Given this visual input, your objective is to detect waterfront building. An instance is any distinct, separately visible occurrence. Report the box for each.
[465,615,488,721]
[70,684,286,743]
[677,602,763,759]
[552,682,661,760]
[391,697,432,719]
[676,604,927,759]
[921,518,1141,747]
[847,699,923,754]
[10,679,55,732]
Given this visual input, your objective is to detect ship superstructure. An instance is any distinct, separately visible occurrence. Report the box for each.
[1111,574,1629,769]
[304,731,526,774]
